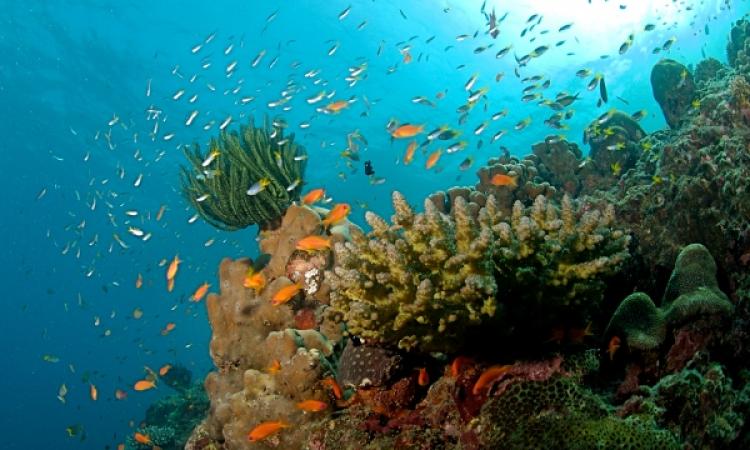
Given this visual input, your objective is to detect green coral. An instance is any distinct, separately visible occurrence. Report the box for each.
[125,425,176,449]
[606,243,733,350]
[478,376,680,449]
[180,118,307,230]
[662,243,734,326]
[327,191,498,353]
[327,192,629,353]
[642,361,750,449]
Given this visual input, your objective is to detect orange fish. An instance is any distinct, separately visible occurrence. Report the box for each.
[391,124,424,139]
[247,421,289,442]
[191,282,210,302]
[569,322,594,344]
[425,149,442,169]
[243,269,266,294]
[166,277,175,292]
[302,188,326,205]
[450,356,473,378]
[134,379,156,391]
[608,336,621,361]
[117,444,125,450]
[296,235,331,252]
[134,432,152,445]
[322,203,351,227]
[161,322,176,336]
[490,173,518,187]
[325,100,349,113]
[159,364,172,376]
[89,383,98,401]
[271,282,303,306]
[417,367,429,386]
[403,141,417,165]
[296,399,328,412]
[135,273,143,289]
[156,204,167,221]
[166,255,180,280]
[472,364,512,396]
[266,359,281,375]
[114,389,128,400]
[322,377,343,400]
[402,50,413,64]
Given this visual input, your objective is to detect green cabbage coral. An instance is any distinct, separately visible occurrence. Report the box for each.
[180,118,307,231]
[327,191,499,353]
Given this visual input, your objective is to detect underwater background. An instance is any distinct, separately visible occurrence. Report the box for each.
[2,0,750,449]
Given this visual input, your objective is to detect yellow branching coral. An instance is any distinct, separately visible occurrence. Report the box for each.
[327,191,499,353]
[493,195,631,336]
[328,191,630,354]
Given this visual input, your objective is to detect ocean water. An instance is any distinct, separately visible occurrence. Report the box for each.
[0,1,747,449]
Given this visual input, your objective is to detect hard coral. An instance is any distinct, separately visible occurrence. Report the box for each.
[327,191,498,353]
[180,118,307,231]
[493,195,630,340]
[651,59,696,129]
[606,244,733,357]
[477,376,679,449]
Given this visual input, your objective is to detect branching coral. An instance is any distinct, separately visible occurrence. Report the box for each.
[328,191,629,353]
[493,195,630,336]
[180,118,307,230]
[327,191,499,353]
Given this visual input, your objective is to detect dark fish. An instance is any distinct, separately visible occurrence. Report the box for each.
[252,254,272,272]
[364,160,375,176]
[599,76,608,103]
[558,23,573,32]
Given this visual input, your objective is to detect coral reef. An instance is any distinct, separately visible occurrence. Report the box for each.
[583,110,646,182]
[180,118,307,231]
[651,59,696,129]
[189,204,346,449]
[592,55,750,285]
[728,18,750,69]
[694,57,725,86]
[126,382,209,450]
[624,356,750,449]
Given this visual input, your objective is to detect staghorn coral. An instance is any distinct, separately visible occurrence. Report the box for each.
[180,118,307,231]
[327,190,499,353]
[651,59,696,129]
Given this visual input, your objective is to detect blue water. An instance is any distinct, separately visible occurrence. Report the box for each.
[0,1,745,448]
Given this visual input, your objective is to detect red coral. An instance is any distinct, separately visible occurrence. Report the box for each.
[294,308,317,330]
[666,326,710,372]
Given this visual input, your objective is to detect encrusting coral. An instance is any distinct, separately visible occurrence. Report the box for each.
[328,191,629,354]
[180,118,307,231]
